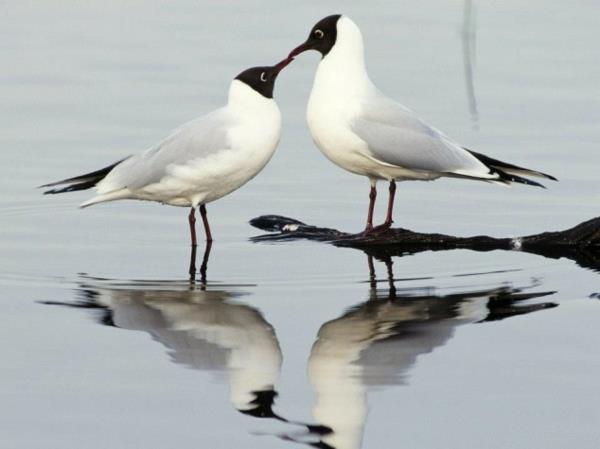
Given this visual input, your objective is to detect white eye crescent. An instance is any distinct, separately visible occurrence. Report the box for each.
[314,29,324,39]
[260,72,268,82]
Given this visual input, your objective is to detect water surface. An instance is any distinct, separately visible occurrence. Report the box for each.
[1,1,599,448]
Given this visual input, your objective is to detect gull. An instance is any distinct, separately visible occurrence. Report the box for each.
[46,279,330,436]
[41,58,293,245]
[289,15,556,233]
[305,279,555,449]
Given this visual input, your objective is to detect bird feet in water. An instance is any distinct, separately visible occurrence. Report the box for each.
[362,220,393,236]
[371,220,393,233]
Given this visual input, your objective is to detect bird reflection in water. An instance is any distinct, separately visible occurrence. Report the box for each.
[284,254,558,449]
[43,250,558,449]
[44,270,329,437]
[45,273,286,417]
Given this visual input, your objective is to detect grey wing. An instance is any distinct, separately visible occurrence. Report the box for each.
[352,95,493,178]
[99,109,236,192]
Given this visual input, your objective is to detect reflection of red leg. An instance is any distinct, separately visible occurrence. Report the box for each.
[367,254,376,290]
[200,204,213,242]
[364,183,377,233]
[383,255,396,300]
[199,240,213,286]
[188,244,197,280]
[373,181,396,232]
[188,207,197,247]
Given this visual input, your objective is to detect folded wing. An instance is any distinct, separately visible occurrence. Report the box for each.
[97,108,237,194]
[352,94,495,180]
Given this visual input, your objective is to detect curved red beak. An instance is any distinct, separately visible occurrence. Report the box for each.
[288,41,313,59]
[273,56,295,74]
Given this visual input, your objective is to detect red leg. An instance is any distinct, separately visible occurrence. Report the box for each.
[188,207,197,247]
[200,204,213,242]
[364,182,377,233]
[384,180,396,227]
[373,180,396,232]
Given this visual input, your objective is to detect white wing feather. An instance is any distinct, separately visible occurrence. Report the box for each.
[97,108,237,193]
[352,93,496,179]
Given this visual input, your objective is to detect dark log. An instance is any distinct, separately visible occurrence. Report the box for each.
[249,215,600,272]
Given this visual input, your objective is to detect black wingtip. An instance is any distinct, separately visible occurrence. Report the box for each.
[531,171,557,182]
[495,169,547,188]
[465,148,557,184]
[39,157,127,194]
[42,179,98,195]
[525,169,557,182]
[43,188,65,195]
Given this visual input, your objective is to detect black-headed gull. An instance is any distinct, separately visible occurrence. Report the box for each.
[289,15,556,233]
[87,285,283,416]
[42,58,293,244]
[303,280,554,449]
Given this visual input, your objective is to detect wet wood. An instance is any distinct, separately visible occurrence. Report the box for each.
[250,215,600,272]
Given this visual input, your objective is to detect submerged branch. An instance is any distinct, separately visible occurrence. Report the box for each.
[249,215,600,272]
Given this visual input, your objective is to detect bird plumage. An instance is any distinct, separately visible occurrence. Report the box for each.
[44,80,281,209]
[41,59,293,246]
[290,14,555,232]
[40,158,127,194]
[351,92,494,181]
[302,16,554,186]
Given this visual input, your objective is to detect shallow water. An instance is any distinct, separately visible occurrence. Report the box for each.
[1,1,599,448]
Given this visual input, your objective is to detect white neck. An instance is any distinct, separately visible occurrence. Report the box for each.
[227,79,275,113]
[312,17,373,98]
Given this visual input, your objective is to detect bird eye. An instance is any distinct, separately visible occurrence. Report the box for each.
[260,72,268,82]
[314,29,324,39]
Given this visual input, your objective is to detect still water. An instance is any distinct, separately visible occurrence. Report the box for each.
[1,1,599,448]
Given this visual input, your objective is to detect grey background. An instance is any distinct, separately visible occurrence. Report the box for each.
[1,1,599,448]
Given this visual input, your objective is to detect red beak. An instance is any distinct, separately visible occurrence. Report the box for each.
[273,55,295,74]
[288,41,313,59]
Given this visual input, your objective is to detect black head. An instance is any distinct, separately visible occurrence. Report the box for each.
[289,14,342,59]
[234,57,293,99]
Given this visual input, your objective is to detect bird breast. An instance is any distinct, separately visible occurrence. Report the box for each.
[305,55,382,177]
[229,103,281,172]
[306,88,378,177]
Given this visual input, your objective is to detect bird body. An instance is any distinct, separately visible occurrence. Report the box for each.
[43,60,292,244]
[305,17,511,183]
[80,80,280,208]
[290,15,556,232]
[76,284,283,414]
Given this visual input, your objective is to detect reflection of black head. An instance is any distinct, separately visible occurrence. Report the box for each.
[238,389,279,419]
[308,442,336,449]
[234,57,293,99]
[239,389,333,440]
[289,14,342,59]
